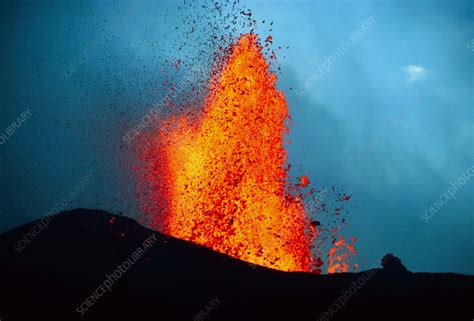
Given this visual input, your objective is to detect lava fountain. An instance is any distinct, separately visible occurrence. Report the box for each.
[136,34,326,272]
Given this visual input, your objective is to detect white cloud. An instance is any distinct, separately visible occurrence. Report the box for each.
[402,65,427,83]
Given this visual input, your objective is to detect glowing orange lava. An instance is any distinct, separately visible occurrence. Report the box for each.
[135,34,355,273]
[327,237,357,274]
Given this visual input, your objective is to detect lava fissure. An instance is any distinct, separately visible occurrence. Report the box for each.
[134,34,354,273]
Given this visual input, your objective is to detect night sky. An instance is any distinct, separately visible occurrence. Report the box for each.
[1,0,473,274]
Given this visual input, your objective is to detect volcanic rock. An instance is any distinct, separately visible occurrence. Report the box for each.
[381,253,409,273]
[0,209,472,321]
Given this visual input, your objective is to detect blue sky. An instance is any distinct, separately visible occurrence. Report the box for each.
[1,0,473,274]
[243,0,473,273]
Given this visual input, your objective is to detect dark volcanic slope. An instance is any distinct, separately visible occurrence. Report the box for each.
[0,209,472,321]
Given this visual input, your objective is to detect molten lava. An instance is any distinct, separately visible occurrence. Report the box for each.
[136,34,315,272]
[135,34,355,273]
[327,237,357,274]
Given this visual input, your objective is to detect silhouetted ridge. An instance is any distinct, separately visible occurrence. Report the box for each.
[0,209,472,321]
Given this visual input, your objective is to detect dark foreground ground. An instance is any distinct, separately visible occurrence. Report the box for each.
[0,209,472,320]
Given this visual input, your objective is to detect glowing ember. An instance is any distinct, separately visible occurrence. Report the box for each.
[327,237,357,274]
[134,33,355,273]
